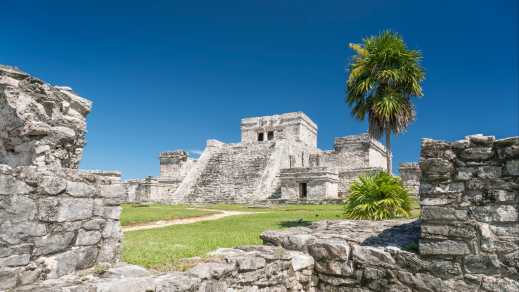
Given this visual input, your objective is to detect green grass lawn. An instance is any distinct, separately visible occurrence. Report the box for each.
[122,200,420,271]
[120,203,217,226]
[122,204,344,270]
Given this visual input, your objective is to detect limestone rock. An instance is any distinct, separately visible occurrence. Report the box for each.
[0,65,91,169]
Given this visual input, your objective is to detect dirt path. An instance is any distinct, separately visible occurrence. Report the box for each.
[122,209,258,232]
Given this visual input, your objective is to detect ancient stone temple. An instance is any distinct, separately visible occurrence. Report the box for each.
[128,112,389,203]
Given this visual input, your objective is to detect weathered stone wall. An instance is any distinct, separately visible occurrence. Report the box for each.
[0,66,125,290]
[419,134,519,282]
[0,165,126,289]
[279,167,339,200]
[15,246,315,292]
[0,65,91,169]
[319,133,388,172]
[10,133,519,291]
[400,162,421,196]
[240,112,318,147]
[159,150,195,179]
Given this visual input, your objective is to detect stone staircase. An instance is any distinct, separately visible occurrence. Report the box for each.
[186,142,277,203]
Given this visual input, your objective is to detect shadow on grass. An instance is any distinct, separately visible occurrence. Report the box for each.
[278,219,312,228]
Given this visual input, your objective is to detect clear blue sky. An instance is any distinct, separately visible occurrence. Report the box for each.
[2,1,518,179]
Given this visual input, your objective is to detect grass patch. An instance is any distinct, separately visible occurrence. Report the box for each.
[120,203,217,226]
[122,204,343,270]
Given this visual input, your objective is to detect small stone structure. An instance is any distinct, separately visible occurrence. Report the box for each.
[400,162,421,196]
[279,167,339,201]
[0,66,126,290]
[129,113,388,203]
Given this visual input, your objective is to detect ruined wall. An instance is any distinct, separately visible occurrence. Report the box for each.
[260,134,519,291]
[400,162,421,196]
[16,246,315,292]
[159,150,196,179]
[0,65,91,169]
[319,133,387,172]
[11,134,519,291]
[419,134,519,283]
[0,166,125,289]
[0,66,125,290]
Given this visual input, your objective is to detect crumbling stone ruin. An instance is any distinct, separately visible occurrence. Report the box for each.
[12,133,519,291]
[400,162,421,197]
[0,66,126,290]
[128,112,389,203]
[0,65,91,169]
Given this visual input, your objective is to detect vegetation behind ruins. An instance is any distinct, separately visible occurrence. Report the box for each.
[344,172,414,220]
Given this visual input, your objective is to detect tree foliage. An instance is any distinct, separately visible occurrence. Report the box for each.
[346,31,425,172]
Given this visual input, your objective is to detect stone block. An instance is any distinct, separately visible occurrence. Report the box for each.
[0,175,33,196]
[0,221,47,244]
[351,245,396,266]
[476,166,502,179]
[456,167,476,180]
[291,254,314,271]
[40,246,98,279]
[506,160,519,176]
[480,276,519,292]
[236,256,266,271]
[0,268,18,289]
[460,147,494,160]
[307,238,350,260]
[97,238,121,263]
[33,232,75,256]
[425,260,462,279]
[421,206,468,221]
[498,144,519,159]
[0,254,30,267]
[464,255,502,275]
[420,158,453,181]
[314,259,354,276]
[38,197,93,222]
[40,175,67,195]
[0,195,37,222]
[421,224,476,239]
[82,218,105,230]
[471,205,518,222]
[188,262,235,280]
[487,189,516,202]
[99,183,127,203]
[419,240,471,255]
[76,230,101,246]
[66,181,97,197]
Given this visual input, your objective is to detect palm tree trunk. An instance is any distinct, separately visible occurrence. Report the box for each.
[385,128,392,174]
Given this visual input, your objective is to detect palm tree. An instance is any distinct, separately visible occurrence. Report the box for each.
[346,31,425,174]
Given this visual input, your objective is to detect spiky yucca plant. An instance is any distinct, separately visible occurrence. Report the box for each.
[344,172,411,220]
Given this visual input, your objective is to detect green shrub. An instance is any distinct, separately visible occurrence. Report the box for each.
[344,171,411,220]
